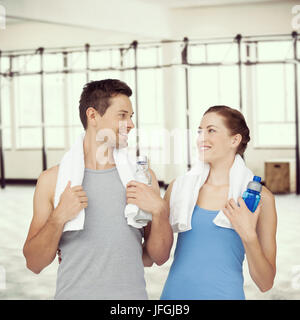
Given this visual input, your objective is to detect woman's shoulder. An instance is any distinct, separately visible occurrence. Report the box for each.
[260,186,277,220]
[261,185,275,203]
[257,186,277,233]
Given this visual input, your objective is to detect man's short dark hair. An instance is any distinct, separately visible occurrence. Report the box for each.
[79,79,132,130]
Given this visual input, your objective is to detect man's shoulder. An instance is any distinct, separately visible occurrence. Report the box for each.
[37,165,59,206]
[38,164,59,182]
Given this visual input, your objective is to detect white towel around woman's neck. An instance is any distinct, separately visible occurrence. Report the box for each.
[169,154,254,233]
[53,131,146,232]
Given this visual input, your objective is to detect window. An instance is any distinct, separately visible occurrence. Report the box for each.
[254,63,295,147]
[258,41,293,61]
[3,38,297,156]
[206,43,238,63]
[189,65,240,159]
[15,74,42,148]
[188,42,240,157]
[90,49,120,69]
[138,69,163,125]
[68,52,86,70]
[189,44,206,63]
[17,54,40,73]
[44,74,65,148]
[1,75,11,149]
[44,53,63,72]
[67,72,87,146]
[138,46,161,67]
[136,48,164,161]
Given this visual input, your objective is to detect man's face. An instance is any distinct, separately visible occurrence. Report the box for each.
[94,94,135,149]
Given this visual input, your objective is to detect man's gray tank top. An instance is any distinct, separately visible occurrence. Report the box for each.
[54,167,148,300]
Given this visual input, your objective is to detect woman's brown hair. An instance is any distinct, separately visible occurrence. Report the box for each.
[204,105,250,156]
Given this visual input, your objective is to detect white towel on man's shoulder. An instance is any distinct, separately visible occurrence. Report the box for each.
[169,154,254,233]
[53,131,146,232]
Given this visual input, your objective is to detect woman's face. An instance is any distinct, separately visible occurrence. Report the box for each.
[197,112,241,163]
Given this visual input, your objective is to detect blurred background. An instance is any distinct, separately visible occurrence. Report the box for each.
[0,0,300,300]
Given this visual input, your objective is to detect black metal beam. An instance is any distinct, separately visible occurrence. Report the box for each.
[85,43,90,83]
[235,34,243,113]
[292,31,300,195]
[4,178,37,185]
[2,58,299,78]
[182,37,191,171]
[2,31,297,56]
[0,50,5,188]
[38,47,47,171]
[132,40,140,157]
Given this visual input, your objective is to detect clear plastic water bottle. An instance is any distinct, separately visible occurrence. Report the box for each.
[134,155,152,224]
[242,176,262,212]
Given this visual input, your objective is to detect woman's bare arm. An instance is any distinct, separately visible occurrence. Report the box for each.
[223,186,277,292]
[244,186,277,291]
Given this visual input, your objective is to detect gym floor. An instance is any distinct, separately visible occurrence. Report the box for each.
[0,185,299,300]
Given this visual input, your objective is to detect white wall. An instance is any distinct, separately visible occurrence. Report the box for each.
[1,0,171,39]
[4,150,65,179]
[0,21,151,51]
[170,0,298,38]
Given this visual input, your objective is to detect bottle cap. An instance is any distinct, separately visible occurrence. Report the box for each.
[247,175,262,193]
[137,155,148,164]
[253,176,261,183]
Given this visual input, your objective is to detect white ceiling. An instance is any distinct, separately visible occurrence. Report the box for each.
[137,0,283,8]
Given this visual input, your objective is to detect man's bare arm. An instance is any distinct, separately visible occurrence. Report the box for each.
[23,167,61,273]
[23,167,88,274]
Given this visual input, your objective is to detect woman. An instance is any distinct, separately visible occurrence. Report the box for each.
[160,105,277,300]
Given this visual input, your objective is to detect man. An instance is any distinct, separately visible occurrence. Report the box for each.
[23,79,173,299]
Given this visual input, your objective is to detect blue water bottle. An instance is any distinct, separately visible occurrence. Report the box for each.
[242,176,262,212]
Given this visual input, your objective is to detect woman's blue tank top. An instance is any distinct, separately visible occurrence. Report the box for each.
[161,205,245,300]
